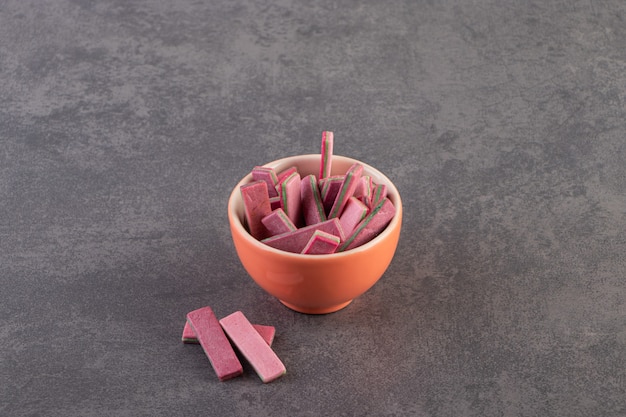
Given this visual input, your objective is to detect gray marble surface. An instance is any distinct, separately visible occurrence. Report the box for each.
[2,1,625,416]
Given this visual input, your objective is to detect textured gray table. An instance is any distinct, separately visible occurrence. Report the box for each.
[2,1,625,416]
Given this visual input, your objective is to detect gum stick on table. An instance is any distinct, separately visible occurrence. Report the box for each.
[220,311,286,383]
[319,130,334,180]
[186,306,243,381]
[277,171,302,227]
[338,198,395,252]
[339,197,369,236]
[261,208,297,236]
[300,174,327,226]
[328,162,364,219]
[261,218,345,253]
[301,230,341,254]
[182,321,275,346]
[251,166,279,197]
[182,321,198,343]
[253,324,276,346]
[240,180,271,240]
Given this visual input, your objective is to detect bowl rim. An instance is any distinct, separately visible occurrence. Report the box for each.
[228,154,402,260]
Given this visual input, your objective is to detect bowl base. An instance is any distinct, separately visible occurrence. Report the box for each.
[279,299,352,314]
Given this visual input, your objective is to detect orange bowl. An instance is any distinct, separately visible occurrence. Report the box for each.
[228,154,402,314]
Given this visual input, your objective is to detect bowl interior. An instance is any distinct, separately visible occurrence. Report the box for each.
[228,154,402,258]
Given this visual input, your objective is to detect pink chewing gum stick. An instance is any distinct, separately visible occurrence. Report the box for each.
[240,180,271,240]
[261,218,345,253]
[277,171,302,227]
[254,324,276,346]
[320,175,344,215]
[251,166,279,197]
[220,311,286,383]
[276,166,297,183]
[370,183,388,208]
[181,321,199,343]
[353,175,372,204]
[319,131,333,180]
[269,196,281,210]
[338,198,395,252]
[182,321,275,346]
[300,174,327,226]
[328,162,364,219]
[339,197,369,236]
[301,230,340,254]
[186,306,243,381]
[261,208,297,236]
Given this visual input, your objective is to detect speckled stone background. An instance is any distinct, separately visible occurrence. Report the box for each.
[1,1,625,416]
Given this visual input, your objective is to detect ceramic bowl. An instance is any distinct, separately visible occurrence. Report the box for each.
[227,154,402,314]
